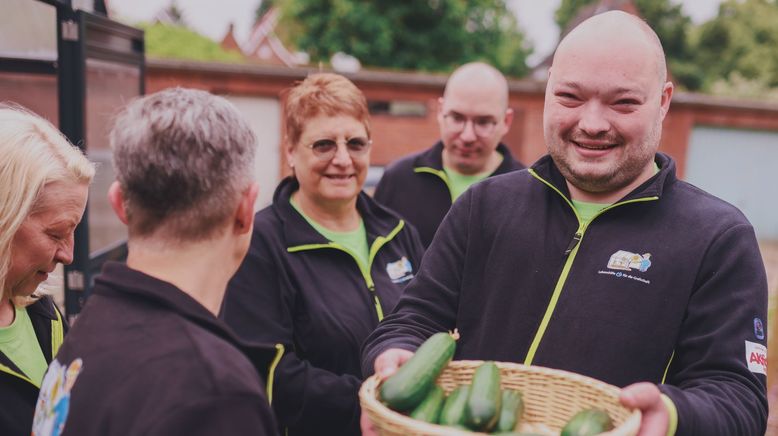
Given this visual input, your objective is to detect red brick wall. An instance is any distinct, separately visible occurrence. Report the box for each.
[145,61,778,178]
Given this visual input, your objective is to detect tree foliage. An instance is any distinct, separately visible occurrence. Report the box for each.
[141,23,244,63]
[694,0,778,95]
[272,0,531,77]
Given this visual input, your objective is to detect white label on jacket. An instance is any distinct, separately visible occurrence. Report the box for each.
[386,256,414,283]
[745,340,767,375]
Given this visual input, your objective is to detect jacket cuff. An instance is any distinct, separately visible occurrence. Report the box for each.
[660,394,678,436]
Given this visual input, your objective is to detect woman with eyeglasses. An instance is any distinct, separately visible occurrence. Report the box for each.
[223,73,425,436]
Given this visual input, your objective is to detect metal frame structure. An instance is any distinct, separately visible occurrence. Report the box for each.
[2,0,143,320]
[59,7,144,321]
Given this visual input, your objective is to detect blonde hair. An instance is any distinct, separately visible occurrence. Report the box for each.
[0,104,95,305]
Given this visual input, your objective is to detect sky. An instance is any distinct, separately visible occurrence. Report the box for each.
[109,0,723,67]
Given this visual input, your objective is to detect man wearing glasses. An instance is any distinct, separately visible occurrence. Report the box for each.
[373,62,525,248]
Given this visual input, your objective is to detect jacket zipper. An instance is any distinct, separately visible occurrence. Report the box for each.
[523,169,659,365]
[287,221,406,322]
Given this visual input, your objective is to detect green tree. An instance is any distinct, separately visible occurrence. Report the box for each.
[141,23,245,63]
[554,0,704,90]
[694,0,778,97]
[255,0,276,22]
[272,0,531,77]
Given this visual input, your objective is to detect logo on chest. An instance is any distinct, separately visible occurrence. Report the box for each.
[597,250,652,284]
[386,256,414,283]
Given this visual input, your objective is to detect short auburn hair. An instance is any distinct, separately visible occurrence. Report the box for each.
[283,73,370,146]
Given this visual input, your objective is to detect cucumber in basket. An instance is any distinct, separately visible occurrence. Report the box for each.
[439,384,470,427]
[561,408,614,436]
[465,361,502,432]
[379,331,457,411]
[409,385,446,423]
[494,389,524,432]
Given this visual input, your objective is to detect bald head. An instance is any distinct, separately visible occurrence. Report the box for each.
[555,11,667,85]
[444,62,509,111]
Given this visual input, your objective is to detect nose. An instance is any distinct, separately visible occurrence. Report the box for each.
[578,102,611,137]
[459,119,478,142]
[55,235,75,265]
[330,142,353,166]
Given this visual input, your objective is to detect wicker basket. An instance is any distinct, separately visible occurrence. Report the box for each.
[359,360,641,436]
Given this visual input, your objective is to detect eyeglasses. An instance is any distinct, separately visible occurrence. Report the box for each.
[304,137,372,161]
[442,112,499,137]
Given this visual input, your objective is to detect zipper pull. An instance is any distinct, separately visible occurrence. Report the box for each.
[564,232,582,256]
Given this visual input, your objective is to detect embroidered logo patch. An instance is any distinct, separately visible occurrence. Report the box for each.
[745,340,767,375]
[607,250,652,272]
[386,256,414,283]
[598,250,652,284]
[754,318,765,340]
[32,358,84,436]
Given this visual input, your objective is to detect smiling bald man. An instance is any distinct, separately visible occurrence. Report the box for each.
[362,11,767,436]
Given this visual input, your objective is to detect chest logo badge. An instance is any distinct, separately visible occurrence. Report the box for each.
[386,256,414,283]
[607,250,652,273]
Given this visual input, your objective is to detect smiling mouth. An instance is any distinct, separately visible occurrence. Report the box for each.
[324,174,355,180]
[572,140,617,150]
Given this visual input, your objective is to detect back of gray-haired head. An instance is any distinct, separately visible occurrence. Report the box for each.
[110,87,256,241]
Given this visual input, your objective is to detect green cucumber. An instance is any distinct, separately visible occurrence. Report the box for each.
[379,332,457,411]
[495,389,525,432]
[439,384,470,427]
[410,385,445,423]
[465,361,502,432]
[561,409,614,436]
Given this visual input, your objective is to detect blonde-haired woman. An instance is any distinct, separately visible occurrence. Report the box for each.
[0,104,94,436]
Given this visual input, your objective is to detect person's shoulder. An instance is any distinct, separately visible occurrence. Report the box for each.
[670,179,750,225]
[176,321,265,394]
[251,203,286,240]
[383,146,437,175]
[475,168,532,192]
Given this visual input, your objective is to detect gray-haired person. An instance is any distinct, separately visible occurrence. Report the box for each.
[32,88,279,436]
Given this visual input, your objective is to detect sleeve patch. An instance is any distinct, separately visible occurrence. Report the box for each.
[745,340,767,375]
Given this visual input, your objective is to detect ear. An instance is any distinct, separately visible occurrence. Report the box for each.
[436,97,445,124]
[502,107,514,132]
[234,182,259,236]
[284,137,296,171]
[659,81,674,120]
[107,181,129,225]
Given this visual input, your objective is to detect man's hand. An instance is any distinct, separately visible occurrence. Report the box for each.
[360,348,416,436]
[620,382,669,436]
[374,348,414,380]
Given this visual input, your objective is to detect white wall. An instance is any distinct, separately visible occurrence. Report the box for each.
[224,95,282,210]
[685,126,778,240]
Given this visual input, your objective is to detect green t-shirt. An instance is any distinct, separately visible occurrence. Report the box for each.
[0,304,48,386]
[571,199,609,225]
[571,162,660,225]
[443,166,491,201]
[290,197,370,268]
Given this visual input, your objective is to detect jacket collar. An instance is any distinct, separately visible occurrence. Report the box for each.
[94,262,279,373]
[412,140,521,176]
[272,176,404,248]
[0,297,59,381]
[530,152,677,202]
[26,296,57,321]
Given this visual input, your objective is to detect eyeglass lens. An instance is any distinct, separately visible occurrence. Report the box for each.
[445,113,497,137]
[310,137,370,159]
